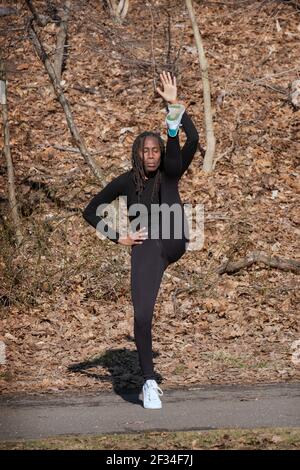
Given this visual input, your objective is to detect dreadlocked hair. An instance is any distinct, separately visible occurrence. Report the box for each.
[131,131,165,203]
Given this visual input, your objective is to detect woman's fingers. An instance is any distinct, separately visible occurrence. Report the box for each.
[138,227,148,239]
[159,71,176,88]
[131,227,148,245]
[159,73,165,87]
[160,71,168,86]
[162,71,170,85]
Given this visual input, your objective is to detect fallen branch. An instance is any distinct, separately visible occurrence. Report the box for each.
[36,143,113,155]
[217,251,300,275]
[72,84,102,95]
[24,164,81,184]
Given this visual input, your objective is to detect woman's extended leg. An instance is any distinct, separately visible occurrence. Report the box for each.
[162,133,188,263]
[131,238,168,381]
[166,132,181,158]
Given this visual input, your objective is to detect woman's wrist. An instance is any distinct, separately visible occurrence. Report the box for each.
[168,100,186,106]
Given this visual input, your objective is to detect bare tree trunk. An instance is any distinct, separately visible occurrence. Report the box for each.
[118,0,129,18]
[53,0,71,82]
[107,0,129,21]
[185,0,216,172]
[0,56,23,246]
[27,19,106,184]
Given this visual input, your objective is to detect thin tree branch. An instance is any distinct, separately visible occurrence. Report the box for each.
[0,54,23,246]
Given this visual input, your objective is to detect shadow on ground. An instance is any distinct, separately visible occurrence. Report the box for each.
[67,347,162,406]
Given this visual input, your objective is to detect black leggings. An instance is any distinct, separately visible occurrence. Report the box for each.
[131,238,185,381]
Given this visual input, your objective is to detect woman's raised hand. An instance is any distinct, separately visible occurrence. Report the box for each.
[156,71,177,104]
[118,227,148,246]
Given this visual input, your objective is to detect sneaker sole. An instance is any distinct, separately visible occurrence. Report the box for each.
[143,403,162,409]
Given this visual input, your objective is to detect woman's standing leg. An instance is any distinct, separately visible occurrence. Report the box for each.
[131,238,168,381]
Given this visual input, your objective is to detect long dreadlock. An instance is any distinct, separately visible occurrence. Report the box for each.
[131,131,165,204]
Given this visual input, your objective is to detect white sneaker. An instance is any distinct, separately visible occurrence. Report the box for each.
[142,379,163,409]
[165,103,186,137]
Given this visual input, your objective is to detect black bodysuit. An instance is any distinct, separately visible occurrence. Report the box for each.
[82,110,199,381]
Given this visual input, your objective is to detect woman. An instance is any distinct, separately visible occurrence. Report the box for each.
[82,71,199,409]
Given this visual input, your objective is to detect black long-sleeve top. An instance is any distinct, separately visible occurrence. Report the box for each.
[82,110,199,246]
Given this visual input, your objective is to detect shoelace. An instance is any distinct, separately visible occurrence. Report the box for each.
[145,381,163,401]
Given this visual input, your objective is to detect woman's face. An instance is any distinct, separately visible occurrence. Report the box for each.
[138,136,161,173]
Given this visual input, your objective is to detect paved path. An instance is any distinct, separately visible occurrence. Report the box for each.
[0,383,299,440]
